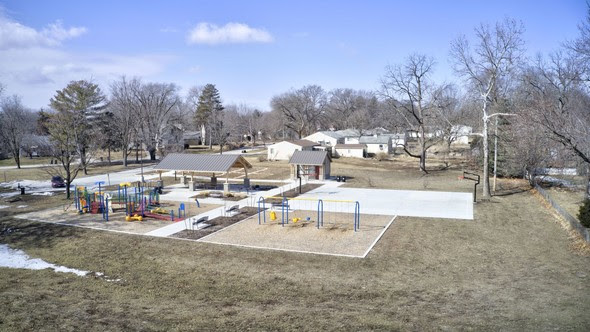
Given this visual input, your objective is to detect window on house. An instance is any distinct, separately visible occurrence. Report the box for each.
[270,148,274,154]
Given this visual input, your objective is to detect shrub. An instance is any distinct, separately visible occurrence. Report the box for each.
[375,152,389,161]
[258,155,267,162]
[579,198,590,228]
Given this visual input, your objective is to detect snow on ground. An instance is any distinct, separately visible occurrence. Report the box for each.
[0,244,89,276]
[0,166,159,195]
[0,205,9,209]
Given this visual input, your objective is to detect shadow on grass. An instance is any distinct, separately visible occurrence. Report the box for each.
[0,217,81,249]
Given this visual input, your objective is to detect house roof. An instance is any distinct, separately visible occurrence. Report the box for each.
[154,153,252,173]
[334,129,361,137]
[359,136,391,144]
[289,150,330,166]
[290,139,320,147]
[317,131,344,139]
[335,144,366,149]
[183,131,201,140]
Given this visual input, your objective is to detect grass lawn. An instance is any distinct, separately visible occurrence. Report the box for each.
[545,187,586,218]
[0,158,589,330]
[0,163,147,184]
[0,157,53,167]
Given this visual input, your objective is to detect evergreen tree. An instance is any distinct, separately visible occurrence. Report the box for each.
[50,80,107,174]
[195,84,225,151]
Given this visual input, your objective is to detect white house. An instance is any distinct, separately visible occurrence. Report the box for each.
[359,136,393,155]
[450,125,472,145]
[334,144,366,158]
[304,131,345,147]
[344,136,360,144]
[267,140,319,161]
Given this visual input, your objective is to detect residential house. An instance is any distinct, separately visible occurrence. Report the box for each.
[334,144,366,158]
[267,140,319,161]
[359,135,393,155]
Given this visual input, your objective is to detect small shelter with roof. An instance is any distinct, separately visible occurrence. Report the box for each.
[267,139,319,161]
[288,150,331,180]
[154,153,252,193]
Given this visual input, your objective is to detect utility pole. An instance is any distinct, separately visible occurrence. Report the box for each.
[493,116,498,192]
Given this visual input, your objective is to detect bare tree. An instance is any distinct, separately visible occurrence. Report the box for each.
[47,111,84,199]
[0,95,36,168]
[381,54,444,173]
[109,77,139,166]
[451,18,525,198]
[271,85,327,138]
[327,89,380,133]
[520,53,590,198]
[131,81,180,160]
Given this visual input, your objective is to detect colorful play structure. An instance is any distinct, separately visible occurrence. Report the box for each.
[73,181,187,222]
[257,196,361,232]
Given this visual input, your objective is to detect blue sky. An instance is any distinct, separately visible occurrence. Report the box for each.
[0,0,586,110]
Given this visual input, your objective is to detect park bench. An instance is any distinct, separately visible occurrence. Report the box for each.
[191,216,209,231]
[225,205,240,216]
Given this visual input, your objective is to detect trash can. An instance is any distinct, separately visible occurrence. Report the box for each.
[20,187,25,195]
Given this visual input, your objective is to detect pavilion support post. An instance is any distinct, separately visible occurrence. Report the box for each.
[223,171,230,194]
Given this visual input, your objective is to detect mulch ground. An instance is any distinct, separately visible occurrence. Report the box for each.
[171,207,259,240]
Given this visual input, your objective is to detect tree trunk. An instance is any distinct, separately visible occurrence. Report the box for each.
[123,149,128,167]
[482,107,491,199]
[419,127,427,174]
[80,147,88,175]
[14,154,21,169]
[66,181,71,199]
[149,148,156,160]
[107,146,111,166]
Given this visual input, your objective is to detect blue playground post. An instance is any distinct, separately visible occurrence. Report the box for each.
[170,210,174,222]
[178,203,185,219]
[281,196,289,227]
[195,198,200,208]
[95,181,105,196]
[317,199,324,229]
[354,201,360,232]
[105,197,109,221]
[257,197,266,224]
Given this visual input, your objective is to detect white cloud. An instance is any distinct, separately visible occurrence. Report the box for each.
[188,65,201,73]
[0,13,86,50]
[187,22,273,45]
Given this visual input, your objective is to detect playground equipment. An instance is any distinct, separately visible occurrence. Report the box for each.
[257,196,361,231]
[125,214,143,222]
[72,180,189,222]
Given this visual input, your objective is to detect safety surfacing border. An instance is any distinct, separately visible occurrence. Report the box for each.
[197,210,397,258]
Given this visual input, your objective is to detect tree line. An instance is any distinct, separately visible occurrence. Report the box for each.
[1,12,589,199]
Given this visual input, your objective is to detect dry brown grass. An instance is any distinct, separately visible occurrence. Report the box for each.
[0,156,589,330]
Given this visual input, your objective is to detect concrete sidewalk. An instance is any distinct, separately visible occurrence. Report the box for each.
[145,180,299,237]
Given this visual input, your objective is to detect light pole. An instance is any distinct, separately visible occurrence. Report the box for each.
[140,142,144,183]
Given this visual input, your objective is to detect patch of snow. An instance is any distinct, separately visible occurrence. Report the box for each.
[31,192,54,196]
[16,205,27,208]
[0,205,9,209]
[0,192,19,198]
[0,244,89,277]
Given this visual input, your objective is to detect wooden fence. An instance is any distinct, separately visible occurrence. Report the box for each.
[535,183,589,243]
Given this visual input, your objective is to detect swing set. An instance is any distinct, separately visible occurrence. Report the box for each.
[257,196,361,231]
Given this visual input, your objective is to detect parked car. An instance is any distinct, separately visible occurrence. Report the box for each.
[51,176,65,188]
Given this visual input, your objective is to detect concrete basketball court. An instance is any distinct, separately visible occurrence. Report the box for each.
[293,183,473,220]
